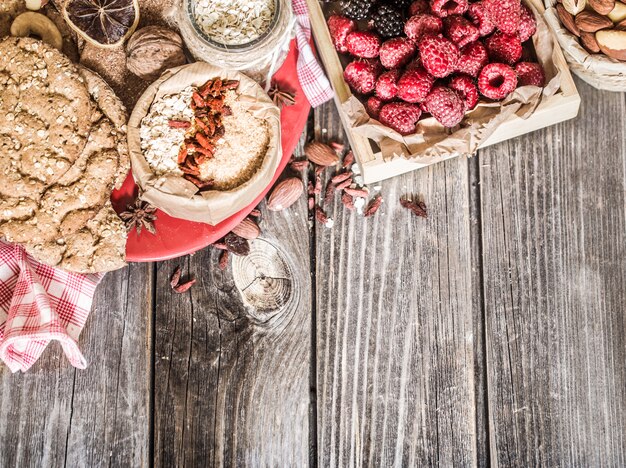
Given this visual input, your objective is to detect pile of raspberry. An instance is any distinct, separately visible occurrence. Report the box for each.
[328,0,546,135]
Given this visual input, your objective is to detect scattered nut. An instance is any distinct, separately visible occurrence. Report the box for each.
[10,12,63,50]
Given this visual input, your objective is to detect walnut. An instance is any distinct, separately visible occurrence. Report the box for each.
[126,26,187,81]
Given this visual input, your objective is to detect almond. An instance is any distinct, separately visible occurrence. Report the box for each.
[596,28,626,59]
[266,177,304,211]
[231,217,260,239]
[575,10,614,32]
[304,142,340,167]
[588,0,616,15]
[561,0,587,15]
[580,31,602,52]
[557,4,581,36]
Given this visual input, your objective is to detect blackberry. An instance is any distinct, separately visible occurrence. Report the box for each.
[380,0,411,9]
[373,5,405,38]
[341,0,377,20]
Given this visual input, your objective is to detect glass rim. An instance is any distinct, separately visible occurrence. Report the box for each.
[185,0,281,51]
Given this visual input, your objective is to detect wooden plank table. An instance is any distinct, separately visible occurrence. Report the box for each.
[1,79,625,467]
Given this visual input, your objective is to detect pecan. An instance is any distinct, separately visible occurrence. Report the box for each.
[400,197,428,218]
[364,195,383,217]
[169,120,191,129]
[170,266,182,288]
[225,232,250,256]
[174,278,196,293]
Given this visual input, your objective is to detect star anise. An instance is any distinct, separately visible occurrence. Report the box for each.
[119,198,157,235]
[268,83,296,109]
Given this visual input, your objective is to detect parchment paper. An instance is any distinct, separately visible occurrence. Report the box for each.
[128,62,282,225]
[342,1,563,162]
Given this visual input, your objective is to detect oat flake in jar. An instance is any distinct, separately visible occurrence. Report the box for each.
[175,0,295,82]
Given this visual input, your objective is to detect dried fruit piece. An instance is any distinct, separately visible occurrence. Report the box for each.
[63,0,140,48]
[315,205,329,223]
[290,159,309,172]
[174,279,196,293]
[170,266,182,288]
[342,192,355,210]
[267,177,304,211]
[305,142,340,166]
[400,197,428,218]
[364,195,383,217]
[225,232,250,256]
[343,150,355,169]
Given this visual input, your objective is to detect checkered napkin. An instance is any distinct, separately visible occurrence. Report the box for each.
[0,241,102,373]
[293,0,335,107]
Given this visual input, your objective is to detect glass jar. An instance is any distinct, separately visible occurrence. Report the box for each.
[176,0,294,83]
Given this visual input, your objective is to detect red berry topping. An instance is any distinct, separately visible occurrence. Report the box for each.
[327,15,356,54]
[344,60,378,94]
[379,102,422,135]
[418,35,460,78]
[467,1,495,37]
[397,68,435,103]
[405,14,443,42]
[367,96,384,118]
[456,41,489,77]
[376,70,401,101]
[379,37,417,69]
[484,0,521,35]
[485,32,522,65]
[515,62,545,87]
[425,85,465,127]
[430,0,469,17]
[517,4,537,43]
[444,15,480,48]
[478,63,518,99]
[409,0,430,16]
[448,74,479,110]
[346,31,382,58]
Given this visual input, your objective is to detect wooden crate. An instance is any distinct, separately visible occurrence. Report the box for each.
[306,0,581,184]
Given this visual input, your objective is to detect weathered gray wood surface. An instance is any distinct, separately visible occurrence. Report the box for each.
[1,81,625,467]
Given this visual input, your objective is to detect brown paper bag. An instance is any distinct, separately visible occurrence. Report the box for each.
[341,1,562,162]
[128,62,281,225]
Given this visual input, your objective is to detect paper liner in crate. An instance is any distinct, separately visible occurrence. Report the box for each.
[543,0,626,92]
[341,1,562,163]
[128,62,282,225]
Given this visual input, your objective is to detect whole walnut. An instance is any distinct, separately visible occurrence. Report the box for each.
[126,26,186,81]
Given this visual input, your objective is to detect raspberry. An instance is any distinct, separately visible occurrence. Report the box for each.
[409,0,429,16]
[397,68,435,103]
[517,4,537,43]
[418,35,460,78]
[444,15,480,48]
[430,0,468,17]
[344,60,378,94]
[467,2,495,37]
[448,74,479,110]
[327,15,356,53]
[485,32,522,65]
[379,102,422,135]
[379,37,417,69]
[366,96,384,118]
[424,85,465,127]
[515,62,545,87]
[376,70,401,101]
[484,0,521,35]
[406,58,422,70]
[478,63,518,99]
[404,14,443,42]
[346,31,382,58]
[456,41,489,77]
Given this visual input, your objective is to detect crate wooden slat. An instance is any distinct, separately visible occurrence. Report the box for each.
[306,0,581,184]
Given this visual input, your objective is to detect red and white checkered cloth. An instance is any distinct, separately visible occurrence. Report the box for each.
[0,241,102,373]
[293,0,334,107]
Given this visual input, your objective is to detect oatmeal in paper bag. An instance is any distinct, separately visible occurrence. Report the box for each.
[128,62,282,225]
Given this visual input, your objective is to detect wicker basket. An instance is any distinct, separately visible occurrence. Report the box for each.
[544,0,626,91]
